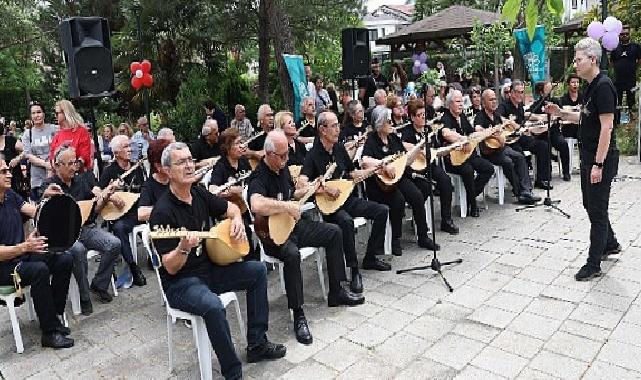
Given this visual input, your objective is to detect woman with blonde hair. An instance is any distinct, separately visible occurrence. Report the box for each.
[275,110,306,165]
[49,100,94,171]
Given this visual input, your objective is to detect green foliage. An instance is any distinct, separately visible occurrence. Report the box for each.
[418,69,442,86]
[501,0,564,41]
[616,122,639,156]
[501,0,521,23]
[525,0,538,41]
[165,66,213,142]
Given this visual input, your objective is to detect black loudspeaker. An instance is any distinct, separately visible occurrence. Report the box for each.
[59,17,114,99]
[342,28,370,79]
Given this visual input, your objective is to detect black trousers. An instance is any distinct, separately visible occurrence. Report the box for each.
[242,212,259,261]
[512,135,551,182]
[264,218,346,309]
[444,154,494,209]
[323,195,388,266]
[0,253,72,334]
[483,146,532,195]
[537,125,570,177]
[411,163,454,222]
[580,150,619,269]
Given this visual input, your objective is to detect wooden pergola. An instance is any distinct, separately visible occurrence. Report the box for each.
[553,16,586,70]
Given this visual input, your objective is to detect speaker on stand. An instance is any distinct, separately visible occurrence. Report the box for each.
[342,28,371,101]
[59,17,115,176]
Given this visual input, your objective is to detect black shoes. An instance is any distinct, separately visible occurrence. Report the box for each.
[350,271,363,293]
[563,174,571,181]
[534,181,553,190]
[246,339,287,363]
[328,287,365,307]
[469,206,481,217]
[602,243,622,260]
[418,236,440,250]
[392,241,403,257]
[42,332,74,349]
[55,325,71,336]
[575,265,602,281]
[294,315,313,345]
[130,263,147,287]
[362,258,391,271]
[90,284,113,303]
[440,219,459,235]
[80,299,93,316]
[517,192,540,205]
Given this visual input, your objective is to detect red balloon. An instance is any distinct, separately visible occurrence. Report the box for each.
[141,60,152,73]
[130,62,141,75]
[131,76,143,89]
[142,74,153,87]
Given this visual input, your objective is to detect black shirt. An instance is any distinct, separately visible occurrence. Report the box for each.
[301,140,355,182]
[139,176,168,207]
[247,160,294,205]
[497,100,525,125]
[191,137,221,162]
[287,140,307,166]
[43,173,97,225]
[0,189,25,248]
[149,186,228,283]
[560,92,584,108]
[339,123,368,143]
[440,109,475,138]
[473,109,502,130]
[425,105,436,120]
[358,76,378,108]
[209,156,252,187]
[247,131,267,152]
[362,131,406,187]
[611,43,641,88]
[580,72,618,159]
[296,118,317,138]
[98,161,145,193]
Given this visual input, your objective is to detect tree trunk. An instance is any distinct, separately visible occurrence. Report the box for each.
[257,0,270,104]
[266,0,295,112]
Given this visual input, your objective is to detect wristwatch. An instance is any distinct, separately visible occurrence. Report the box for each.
[592,162,604,169]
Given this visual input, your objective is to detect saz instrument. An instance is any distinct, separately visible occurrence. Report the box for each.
[211,171,252,213]
[150,219,250,266]
[482,119,519,153]
[195,156,221,178]
[376,136,427,191]
[288,165,302,183]
[409,126,442,171]
[345,133,368,161]
[448,128,498,166]
[254,163,337,246]
[504,121,549,144]
[245,131,266,169]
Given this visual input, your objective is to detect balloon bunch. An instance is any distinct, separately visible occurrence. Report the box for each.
[411,52,428,76]
[587,17,624,51]
[130,60,154,89]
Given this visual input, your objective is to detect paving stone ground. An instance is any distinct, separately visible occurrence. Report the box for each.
[2,156,641,379]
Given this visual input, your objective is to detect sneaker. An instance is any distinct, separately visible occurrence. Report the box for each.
[246,340,287,363]
[602,243,622,260]
[575,265,602,281]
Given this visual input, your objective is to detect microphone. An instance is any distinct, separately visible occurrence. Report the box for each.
[411,172,427,180]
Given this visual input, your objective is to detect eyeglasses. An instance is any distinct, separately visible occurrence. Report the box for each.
[415,112,425,117]
[171,158,196,167]
[57,159,81,167]
[513,90,524,94]
[267,151,288,161]
[323,122,340,129]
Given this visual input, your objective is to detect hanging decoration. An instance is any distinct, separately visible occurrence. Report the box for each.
[130,60,154,89]
[411,52,429,76]
[586,17,623,52]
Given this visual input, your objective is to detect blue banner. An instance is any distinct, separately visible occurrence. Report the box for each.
[514,26,546,85]
[283,54,308,121]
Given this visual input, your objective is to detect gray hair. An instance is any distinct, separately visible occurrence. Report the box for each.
[374,89,387,103]
[264,130,286,153]
[317,111,334,127]
[202,119,217,136]
[110,134,130,153]
[575,37,602,64]
[347,100,363,117]
[157,127,174,139]
[370,106,391,131]
[160,142,188,167]
[53,144,75,164]
[300,97,314,112]
[445,89,462,108]
[257,104,272,121]
[511,79,524,89]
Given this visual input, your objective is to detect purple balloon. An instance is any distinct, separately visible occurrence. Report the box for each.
[587,21,605,40]
[614,19,623,35]
[420,63,428,73]
[602,31,619,51]
[411,53,419,62]
[414,60,421,68]
[412,66,421,76]
[419,52,427,63]
[603,16,619,33]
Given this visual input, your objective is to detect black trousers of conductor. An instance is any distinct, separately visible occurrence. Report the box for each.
[580,149,619,269]
[537,125,570,177]
[512,135,551,182]
[365,176,429,250]
[264,218,346,309]
[444,154,494,209]
[323,195,388,266]
[483,146,532,196]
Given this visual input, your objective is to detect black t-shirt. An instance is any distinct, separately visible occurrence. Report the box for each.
[611,43,641,88]
[560,92,584,107]
[301,140,355,182]
[247,160,294,206]
[497,100,525,125]
[358,76,378,108]
[99,161,145,220]
[362,131,406,187]
[1,135,19,163]
[190,137,221,162]
[149,186,228,283]
[440,109,475,137]
[139,176,168,207]
[580,72,618,160]
[43,174,97,224]
[209,156,252,186]
[473,109,502,130]
[425,105,436,120]
[339,123,369,143]
[287,140,307,166]
[0,189,25,270]
[296,118,317,138]
[247,132,267,152]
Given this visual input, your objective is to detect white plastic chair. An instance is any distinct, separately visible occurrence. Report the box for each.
[566,137,578,174]
[486,165,506,205]
[129,224,150,264]
[142,228,245,380]
[1,286,34,353]
[69,250,119,315]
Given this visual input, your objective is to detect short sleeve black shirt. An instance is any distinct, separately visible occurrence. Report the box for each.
[560,92,584,107]
[287,140,308,166]
[497,100,525,125]
[247,160,294,206]
[0,189,25,270]
[580,72,618,159]
[358,76,377,108]
[339,123,368,143]
[296,118,318,138]
[247,132,267,152]
[191,138,221,162]
[149,186,228,283]
[301,140,355,181]
[139,176,168,207]
[440,109,475,137]
[98,162,145,193]
[611,43,641,88]
[43,174,97,224]
[209,156,252,186]
[473,109,501,130]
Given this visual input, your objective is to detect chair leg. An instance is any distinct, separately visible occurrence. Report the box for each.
[316,249,327,301]
[167,315,174,371]
[384,218,392,255]
[458,178,467,218]
[278,264,286,295]
[25,289,35,321]
[129,232,138,265]
[111,276,118,297]
[193,317,213,380]
[232,299,246,346]
[6,296,24,354]
[69,275,81,316]
[498,169,505,205]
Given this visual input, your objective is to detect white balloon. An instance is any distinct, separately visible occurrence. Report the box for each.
[135,69,143,78]
[603,16,618,33]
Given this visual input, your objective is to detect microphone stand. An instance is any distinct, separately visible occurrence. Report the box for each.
[515,93,571,218]
[396,87,462,292]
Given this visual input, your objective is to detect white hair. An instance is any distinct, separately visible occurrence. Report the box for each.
[300,97,314,112]
[264,130,286,153]
[202,119,217,136]
[575,37,602,64]
[157,127,173,139]
[257,104,272,121]
[110,134,130,153]
[370,106,390,131]
[374,89,387,103]
[445,89,462,108]
[160,142,188,167]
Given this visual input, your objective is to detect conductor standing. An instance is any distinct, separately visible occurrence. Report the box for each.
[546,37,622,281]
